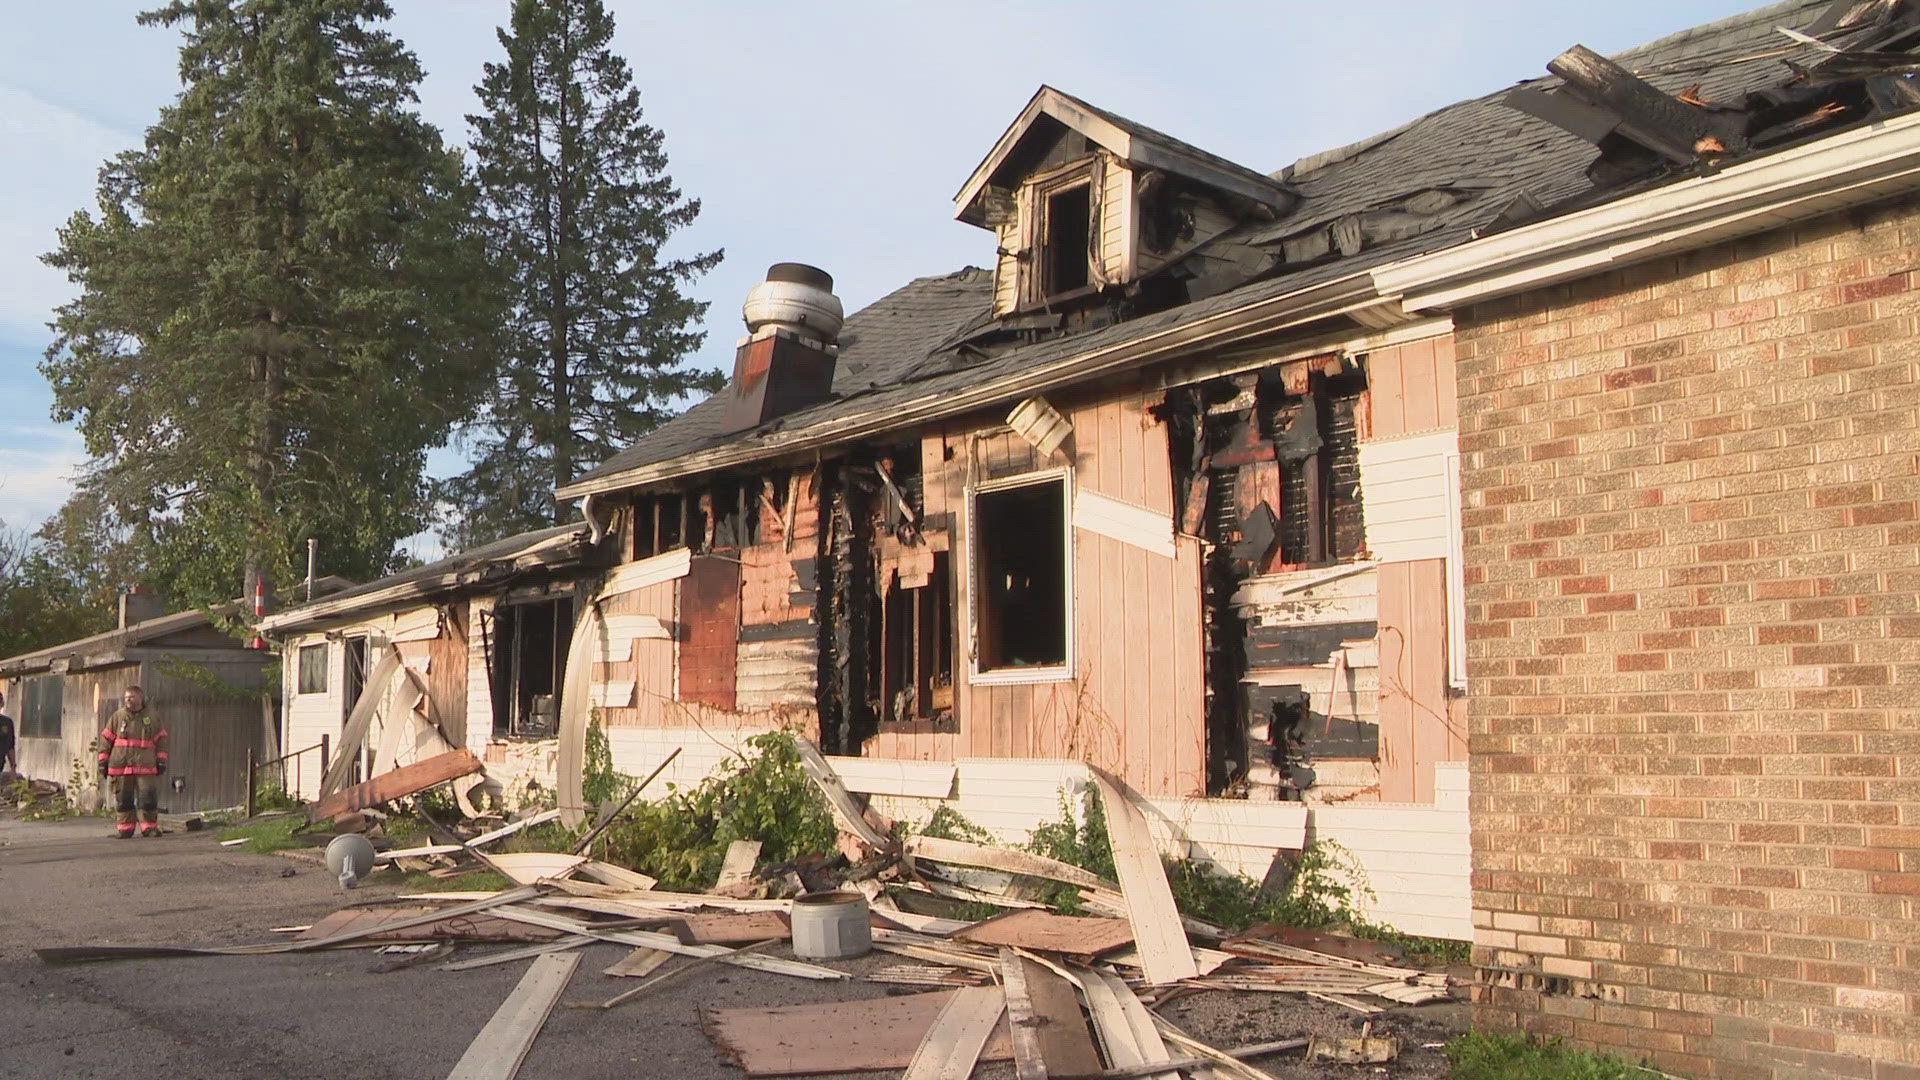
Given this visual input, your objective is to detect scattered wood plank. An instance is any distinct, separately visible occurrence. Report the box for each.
[604,947,671,978]
[793,737,894,852]
[1101,970,1181,1080]
[309,749,483,823]
[956,910,1134,958]
[320,647,403,797]
[1151,1015,1286,1080]
[487,905,844,981]
[715,839,762,889]
[570,747,680,855]
[872,909,976,937]
[446,951,579,1080]
[1087,767,1197,984]
[1018,951,1104,1076]
[296,907,561,945]
[869,964,991,988]
[702,990,1014,1076]
[1101,944,1234,977]
[1052,1038,1309,1080]
[466,809,562,848]
[570,861,659,890]
[906,834,1123,903]
[999,949,1050,1080]
[675,911,791,945]
[902,984,1008,1080]
[1079,968,1160,1078]
[442,937,595,971]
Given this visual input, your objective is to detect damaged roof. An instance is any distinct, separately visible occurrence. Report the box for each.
[259,523,596,634]
[563,0,1907,500]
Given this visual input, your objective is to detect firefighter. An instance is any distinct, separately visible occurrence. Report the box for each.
[94,685,168,838]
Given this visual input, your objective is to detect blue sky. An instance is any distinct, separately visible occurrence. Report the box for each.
[0,0,1761,547]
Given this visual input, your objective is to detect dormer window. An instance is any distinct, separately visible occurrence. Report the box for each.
[1029,164,1097,306]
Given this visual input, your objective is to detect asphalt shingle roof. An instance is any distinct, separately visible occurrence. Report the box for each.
[572,0,1849,493]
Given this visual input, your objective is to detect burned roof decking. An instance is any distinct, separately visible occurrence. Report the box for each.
[569,0,1853,496]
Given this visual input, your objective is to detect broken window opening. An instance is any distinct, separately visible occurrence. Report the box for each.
[881,552,955,725]
[296,643,328,695]
[971,474,1070,676]
[489,593,574,738]
[1043,183,1093,298]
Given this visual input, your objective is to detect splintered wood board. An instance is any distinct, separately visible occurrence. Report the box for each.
[1019,954,1103,1076]
[702,991,1014,1076]
[954,909,1135,957]
[902,984,1007,1080]
[1082,969,1179,1080]
[1088,767,1198,984]
[572,861,659,891]
[295,907,561,945]
[447,951,579,1080]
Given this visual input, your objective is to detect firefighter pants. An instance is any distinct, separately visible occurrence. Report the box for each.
[113,774,160,833]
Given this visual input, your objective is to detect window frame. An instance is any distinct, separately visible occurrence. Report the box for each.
[18,674,63,738]
[1019,158,1102,310]
[966,467,1076,686]
[296,642,329,696]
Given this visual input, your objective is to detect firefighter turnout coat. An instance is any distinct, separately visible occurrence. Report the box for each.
[95,708,169,776]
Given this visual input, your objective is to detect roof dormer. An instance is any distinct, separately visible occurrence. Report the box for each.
[956,87,1297,317]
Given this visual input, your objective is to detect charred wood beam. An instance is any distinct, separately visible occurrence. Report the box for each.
[1546,45,1722,164]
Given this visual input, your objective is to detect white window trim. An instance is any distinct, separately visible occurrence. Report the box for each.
[1445,450,1468,691]
[967,467,1076,686]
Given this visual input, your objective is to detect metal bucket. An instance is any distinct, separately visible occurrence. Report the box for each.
[789,890,871,960]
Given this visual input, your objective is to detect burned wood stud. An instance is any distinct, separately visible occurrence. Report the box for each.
[1546,44,1714,165]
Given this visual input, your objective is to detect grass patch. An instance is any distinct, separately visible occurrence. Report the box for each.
[1446,1034,1666,1079]
[216,815,312,854]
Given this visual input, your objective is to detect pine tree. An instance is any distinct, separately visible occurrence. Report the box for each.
[42,0,501,608]
[443,0,721,547]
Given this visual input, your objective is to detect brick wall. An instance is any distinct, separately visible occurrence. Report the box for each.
[1456,195,1920,1079]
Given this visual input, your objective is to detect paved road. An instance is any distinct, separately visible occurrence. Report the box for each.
[0,815,895,1079]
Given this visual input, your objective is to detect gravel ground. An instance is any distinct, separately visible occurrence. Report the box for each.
[0,812,1467,1078]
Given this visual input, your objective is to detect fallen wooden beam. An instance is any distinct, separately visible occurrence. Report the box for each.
[702,990,1014,1076]
[1051,1039,1309,1080]
[488,905,844,981]
[309,749,483,823]
[447,951,579,1080]
[793,737,895,852]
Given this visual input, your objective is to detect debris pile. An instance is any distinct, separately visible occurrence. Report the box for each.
[37,744,1455,1078]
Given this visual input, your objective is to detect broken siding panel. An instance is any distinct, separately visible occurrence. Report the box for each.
[993,219,1021,316]
[1357,431,1458,564]
[601,579,674,728]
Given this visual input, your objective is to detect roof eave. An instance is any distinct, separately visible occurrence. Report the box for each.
[555,273,1398,501]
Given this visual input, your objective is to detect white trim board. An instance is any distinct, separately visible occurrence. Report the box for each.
[600,547,692,598]
[1074,490,1175,559]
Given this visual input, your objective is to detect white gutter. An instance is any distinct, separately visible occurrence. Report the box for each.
[555,275,1398,500]
[1373,109,1920,310]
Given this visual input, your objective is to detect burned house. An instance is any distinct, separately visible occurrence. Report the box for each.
[259,525,603,804]
[0,589,273,811]
[264,3,1920,1065]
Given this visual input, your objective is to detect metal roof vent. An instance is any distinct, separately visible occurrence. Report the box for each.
[743,263,844,346]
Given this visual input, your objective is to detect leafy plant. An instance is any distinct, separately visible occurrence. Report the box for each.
[1445,1034,1665,1079]
[581,717,634,809]
[593,730,836,890]
[1023,788,1116,881]
[215,816,309,854]
[918,804,998,846]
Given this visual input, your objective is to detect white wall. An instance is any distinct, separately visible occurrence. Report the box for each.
[586,731,1471,940]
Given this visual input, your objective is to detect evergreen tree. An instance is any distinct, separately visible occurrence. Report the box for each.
[443,0,720,547]
[42,0,501,609]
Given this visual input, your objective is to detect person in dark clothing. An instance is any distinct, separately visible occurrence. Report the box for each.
[0,690,16,774]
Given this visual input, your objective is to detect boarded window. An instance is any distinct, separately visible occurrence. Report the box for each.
[18,674,62,738]
[972,475,1070,673]
[297,643,328,695]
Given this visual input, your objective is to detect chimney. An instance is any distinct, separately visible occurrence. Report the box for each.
[720,263,844,433]
[119,586,166,630]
